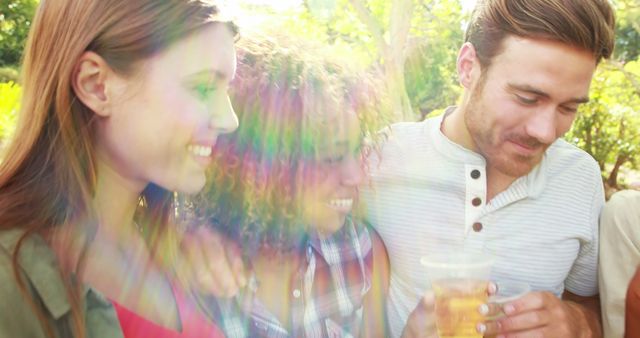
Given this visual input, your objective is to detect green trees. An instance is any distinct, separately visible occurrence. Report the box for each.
[613,0,640,62]
[0,0,38,66]
[287,0,465,121]
[565,0,640,190]
[566,59,640,191]
[0,0,32,153]
[0,0,638,187]
[403,0,464,119]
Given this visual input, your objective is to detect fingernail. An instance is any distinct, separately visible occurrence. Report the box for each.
[478,303,489,315]
[488,282,498,294]
[476,323,486,334]
[504,304,515,314]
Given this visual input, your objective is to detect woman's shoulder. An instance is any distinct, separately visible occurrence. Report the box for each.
[0,229,67,317]
[0,229,56,336]
[0,228,123,337]
[0,228,59,276]
[0,228,29,251]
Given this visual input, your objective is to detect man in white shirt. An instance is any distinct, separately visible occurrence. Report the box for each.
[361,0,616,337]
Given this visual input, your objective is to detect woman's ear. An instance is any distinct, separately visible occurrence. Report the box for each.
[456,42,480,89]
[72,51,113,117]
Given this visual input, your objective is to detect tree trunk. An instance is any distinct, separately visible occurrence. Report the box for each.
[349,0,415,121]
[607,155,628,189]
[382,50,414,121]
[388,0,415,121]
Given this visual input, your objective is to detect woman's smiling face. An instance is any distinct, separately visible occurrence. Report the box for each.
[95,23,239,194]
[300,111,364,237]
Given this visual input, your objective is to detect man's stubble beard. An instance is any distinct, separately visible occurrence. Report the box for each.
[463,75,546,178]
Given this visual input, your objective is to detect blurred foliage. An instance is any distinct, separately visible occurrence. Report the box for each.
[289,0,466,120]
[0,0,638,186]
[404,0,464,118]
[0,65,18,82]
[0,81,20,152]
[612,0,640,62]
[566,59,640,189]
[0,0,38,66]
[564,0,640,189]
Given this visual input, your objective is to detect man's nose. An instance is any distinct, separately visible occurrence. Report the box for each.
[525,106,558,145]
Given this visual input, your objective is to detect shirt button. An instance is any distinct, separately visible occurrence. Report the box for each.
[470,169,481,179]
[293,289,301,298]
[472,197,482,206]
[473,222,483,232]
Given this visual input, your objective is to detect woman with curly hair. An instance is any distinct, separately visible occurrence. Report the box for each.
[192,32,391,337]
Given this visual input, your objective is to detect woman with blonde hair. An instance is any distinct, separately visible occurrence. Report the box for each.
[0,0,239,337]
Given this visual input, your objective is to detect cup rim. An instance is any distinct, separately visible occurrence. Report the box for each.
[420,252,495,269]
[489,280,531,304]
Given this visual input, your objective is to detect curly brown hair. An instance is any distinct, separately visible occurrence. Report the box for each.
[465,0,615,69]
[191,31,389,257]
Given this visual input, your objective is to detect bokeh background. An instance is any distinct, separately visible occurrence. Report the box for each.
[1,0,638,197]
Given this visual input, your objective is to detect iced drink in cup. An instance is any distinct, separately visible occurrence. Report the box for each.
[421,253,494,338]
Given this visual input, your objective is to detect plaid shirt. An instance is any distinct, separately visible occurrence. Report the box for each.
[209,217,373,338]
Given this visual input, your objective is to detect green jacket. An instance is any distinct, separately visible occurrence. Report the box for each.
[0,229,123,338]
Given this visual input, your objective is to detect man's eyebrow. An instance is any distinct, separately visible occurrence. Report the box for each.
[566,96,590,104]
[508,83,547,97]
[507,83,589,104]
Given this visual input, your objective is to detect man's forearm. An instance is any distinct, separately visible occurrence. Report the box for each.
[564,298,602,338]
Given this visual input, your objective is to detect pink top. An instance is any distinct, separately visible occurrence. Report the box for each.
[112,284,225,338]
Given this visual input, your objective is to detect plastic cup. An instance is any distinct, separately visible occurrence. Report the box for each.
[421,253,494,338]
[487,281,530,319]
